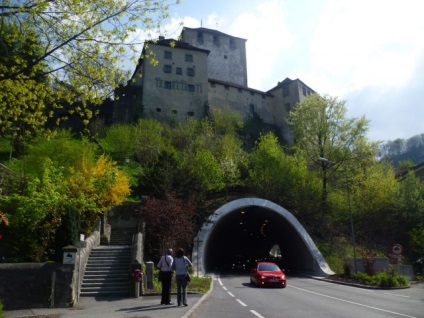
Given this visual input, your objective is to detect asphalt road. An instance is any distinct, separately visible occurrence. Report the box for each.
[190,274,424,318]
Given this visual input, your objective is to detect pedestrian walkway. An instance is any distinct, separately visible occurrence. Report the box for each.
[4,292,209,318]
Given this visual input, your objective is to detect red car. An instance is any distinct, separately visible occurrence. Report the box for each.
[250,261,286,288]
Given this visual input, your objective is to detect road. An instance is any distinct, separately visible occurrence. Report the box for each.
[191,274,424,318]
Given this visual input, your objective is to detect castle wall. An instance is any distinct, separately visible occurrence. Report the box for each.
[208,80,276,126]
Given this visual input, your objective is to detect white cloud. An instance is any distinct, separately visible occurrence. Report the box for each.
[309,0,424,96]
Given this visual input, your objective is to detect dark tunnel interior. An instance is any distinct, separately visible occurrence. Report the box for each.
[204,206,315,273]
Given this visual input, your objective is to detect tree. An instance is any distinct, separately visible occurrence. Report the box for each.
[247,132,314,208]
[138,192,196,258]
[100,124,136,162]
[289,93,378,206]
[0,0,179,135]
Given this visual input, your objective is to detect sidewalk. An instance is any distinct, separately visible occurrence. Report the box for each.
[4,292,210,318]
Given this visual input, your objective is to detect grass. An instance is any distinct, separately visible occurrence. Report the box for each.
[145,271,212,294]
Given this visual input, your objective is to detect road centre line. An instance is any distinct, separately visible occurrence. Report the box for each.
[218,277,223,285]
[222,286,228,291]
[228,291,235,297]
[289,285,416,318]
[250,310,266,318]
[236,299,247,306]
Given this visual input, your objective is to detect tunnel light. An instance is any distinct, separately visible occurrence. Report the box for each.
[241,211,245,214]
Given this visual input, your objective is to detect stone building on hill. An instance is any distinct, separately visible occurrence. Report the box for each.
[113,27,315,144]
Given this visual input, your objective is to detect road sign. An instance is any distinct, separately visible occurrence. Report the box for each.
[63,251,76,264]
[392,243,403,255]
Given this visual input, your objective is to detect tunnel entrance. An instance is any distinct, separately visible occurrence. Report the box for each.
[192,198,333,277]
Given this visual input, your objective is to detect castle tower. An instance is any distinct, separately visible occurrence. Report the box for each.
[181,27,248,87]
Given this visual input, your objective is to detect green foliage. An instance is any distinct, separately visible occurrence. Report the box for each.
[0,300,4,318]
[100,124,136,162]
[315,240,351,275]
[248,132,312,206]
[409,223,424,257]
[0,134,130,261]
[352,270,409,287]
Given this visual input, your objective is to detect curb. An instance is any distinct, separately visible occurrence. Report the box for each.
[180,277,214,318]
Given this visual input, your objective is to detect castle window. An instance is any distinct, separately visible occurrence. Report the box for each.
[164,51,172,59]
[188,111,194,116]
[187,68,195,76]
[224,55,227,59]
[213,35,219,45]
[164,81,172,89]
[210,82,216,88]
[197,32,203,43]
[196,84,202,93]
[171,109,177,115]
[188,84,195,92]
[283,86,290,97]
[176,67,182,75]
[185,54,193,62]
[225,85,229,90]
[238,88,242,93]
[157,108,162,112]
[302,86,307,96]
[250,91,254,96]
[163,64,172,73]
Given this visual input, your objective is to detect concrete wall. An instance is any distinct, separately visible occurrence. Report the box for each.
[0,231,101,310]
[0,263,74,310]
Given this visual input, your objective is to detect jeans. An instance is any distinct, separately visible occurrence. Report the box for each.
[176,274,188,305]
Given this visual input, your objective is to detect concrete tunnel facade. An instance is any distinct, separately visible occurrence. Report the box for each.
[191,198,334,277]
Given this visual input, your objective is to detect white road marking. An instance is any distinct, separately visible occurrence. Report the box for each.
[290,285,416,318]
[236,299,247,306]
[218,277,223,285]
[228,291,235,297]
[250,310,266,318]
[222,286,228,291]
[384,292,410,298]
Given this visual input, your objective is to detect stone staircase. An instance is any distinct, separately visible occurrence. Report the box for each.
[80,227,137,297]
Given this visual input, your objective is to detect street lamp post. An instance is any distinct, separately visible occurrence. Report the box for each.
[318,157,357,274]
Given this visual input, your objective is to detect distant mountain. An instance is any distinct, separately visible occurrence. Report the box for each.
[379,133,424,168]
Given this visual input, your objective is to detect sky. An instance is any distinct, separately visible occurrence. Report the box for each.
[144,0,424,143]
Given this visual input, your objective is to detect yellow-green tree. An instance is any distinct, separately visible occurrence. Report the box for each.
[0,0,179,135]
[68,153,130,232]
[289,94,379,206]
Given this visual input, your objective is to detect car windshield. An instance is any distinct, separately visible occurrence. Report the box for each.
[258,263,280,272]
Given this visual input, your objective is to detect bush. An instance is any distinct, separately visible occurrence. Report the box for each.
[352,270,409,287]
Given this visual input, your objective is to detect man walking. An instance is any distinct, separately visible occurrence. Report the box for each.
[157,248,174,305]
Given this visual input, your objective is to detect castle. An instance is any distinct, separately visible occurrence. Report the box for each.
[113,27,315,144]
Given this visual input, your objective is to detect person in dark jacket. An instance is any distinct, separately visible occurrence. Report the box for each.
[157,248,174,305]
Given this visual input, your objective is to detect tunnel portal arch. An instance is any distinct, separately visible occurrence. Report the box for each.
[192,198,334,277]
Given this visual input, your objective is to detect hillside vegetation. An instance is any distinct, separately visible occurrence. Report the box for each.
[1,96,423,278]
